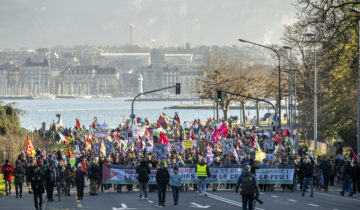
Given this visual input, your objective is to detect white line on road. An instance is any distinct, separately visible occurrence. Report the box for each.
[190,202,210,208]
[206,193,265,210]
[272,195,278,198]
[308,204,319,207]
[260,192,264,195]
[288,199,297,202]
[148,200,154,203]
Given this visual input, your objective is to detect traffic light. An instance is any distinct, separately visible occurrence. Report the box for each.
[175,83,180,95]
[216,90,222,102]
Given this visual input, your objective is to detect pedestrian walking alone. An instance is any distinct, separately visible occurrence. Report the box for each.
[136,159,150,200]
[2,160,14,196]
[13,160,25,198]
[156,162,170,207]
[195,158,210,196]
[169,167,181,205]
[340,160,353,196]
[235,165,259,210]
[74,164,87,200]
[30,166,44,210]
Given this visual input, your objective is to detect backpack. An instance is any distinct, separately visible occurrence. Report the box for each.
[138,167,149,182]
[241,174,256,195]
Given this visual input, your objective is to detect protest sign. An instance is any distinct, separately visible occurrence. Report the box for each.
[154,144,167,160]
[132,126,146,137]
[102,164,295,185]
[223,140,234,154]
[174,142,184,153]
[183,140,193,149]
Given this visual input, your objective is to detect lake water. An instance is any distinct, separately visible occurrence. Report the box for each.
[1,98,278,130]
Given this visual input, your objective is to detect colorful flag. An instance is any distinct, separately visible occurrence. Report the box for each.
[76,118,81,128]
[85,138,92,152]
[75,144,80,155]
[26,136,36,157]
[206,144,214,164]
[233,148,239,161]
[100,139,106,157]
[159,132,169,144]
[212,128,220,144]
[351,150,359,161]
[219,123,228,138]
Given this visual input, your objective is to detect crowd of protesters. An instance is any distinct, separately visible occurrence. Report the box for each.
[2,114,360,209]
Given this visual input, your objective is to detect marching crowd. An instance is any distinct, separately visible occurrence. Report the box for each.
[2,115,360,210]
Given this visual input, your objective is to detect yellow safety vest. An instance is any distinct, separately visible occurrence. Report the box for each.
[196,164,207,177]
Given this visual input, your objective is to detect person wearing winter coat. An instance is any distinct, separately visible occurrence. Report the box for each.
[156,162,170,207]
[74,164,87,200]
[30,166,44,210]
[13,161,26,198]
[136,159,151,199]
[2,160,14,196]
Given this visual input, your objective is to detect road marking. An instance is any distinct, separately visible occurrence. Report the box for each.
[112,203,137,210]
[148,200,154,203]
[77,204,82,208]
[260,192,264,195]
[272,195,278,198]
[206,193,265,210]
[308,204,319,207]
[314,192,360,202]
[190,202,210,208]
[288,199,297,202]
[76,200,80,202]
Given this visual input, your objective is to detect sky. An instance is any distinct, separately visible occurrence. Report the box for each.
[0,0,298,49]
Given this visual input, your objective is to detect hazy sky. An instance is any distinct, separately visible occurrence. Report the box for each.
[0,0,298,49]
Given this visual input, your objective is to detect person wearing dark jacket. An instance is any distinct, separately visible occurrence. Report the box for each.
[88,158,100,195]
[301,158,314,197]
[352,161,360,195]
[319,157,331,191]
[340,160,353,196]
[195,158,211,196]
[136,159,151,200]
[64,163,73,196]
[30,166,44,210]
[235,165,259,210]
[45,162,57,201]
[74,164,87,200]
[156,161,170,207]
[13,161,25,198]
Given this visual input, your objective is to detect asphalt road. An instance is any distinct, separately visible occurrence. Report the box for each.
[1,186,360,210]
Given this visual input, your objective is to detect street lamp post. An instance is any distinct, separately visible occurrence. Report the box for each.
[349,7,360,157]
[284,46,293,136]
[238,39,282,129]
[305,33,317,150]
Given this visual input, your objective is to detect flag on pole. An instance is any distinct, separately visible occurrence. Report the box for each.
[351,149,358,161]
[26,136,36,157]
[100,139,106,157]
[212,128,220,144]
[206,144,214,164]
[159,132,169,144]
[219,123,228,138]
[76,118,81,128]
[75,144,80,155]
[85,138,91,152]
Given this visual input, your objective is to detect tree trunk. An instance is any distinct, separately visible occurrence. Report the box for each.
[222,105,229,122]
[241,102,246,126]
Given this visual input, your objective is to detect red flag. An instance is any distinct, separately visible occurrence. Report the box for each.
[26,136,36,157]
[219,123,228,138]
[86,138,91,151]
[283,128,290,138]
[249,134,255,149]
[351,150,359,161]
[159,132,169,144]
[212,128,220,144]
[197,119,201,125]
[76,118,81,128]
[65,136,70,145]
[67,144,74,158]
[92,122,96,129]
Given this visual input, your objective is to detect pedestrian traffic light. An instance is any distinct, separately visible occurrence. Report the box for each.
[175,83,180,95]
[217,90,222,102]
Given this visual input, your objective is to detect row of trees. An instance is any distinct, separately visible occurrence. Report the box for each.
[198,49,287,123]
[199,0,360,147]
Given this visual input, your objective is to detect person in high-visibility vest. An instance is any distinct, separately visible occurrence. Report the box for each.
[195,158,210,196]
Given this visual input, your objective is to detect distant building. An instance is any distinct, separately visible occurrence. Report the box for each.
[19,58,51,96]
[61,66,119,96]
